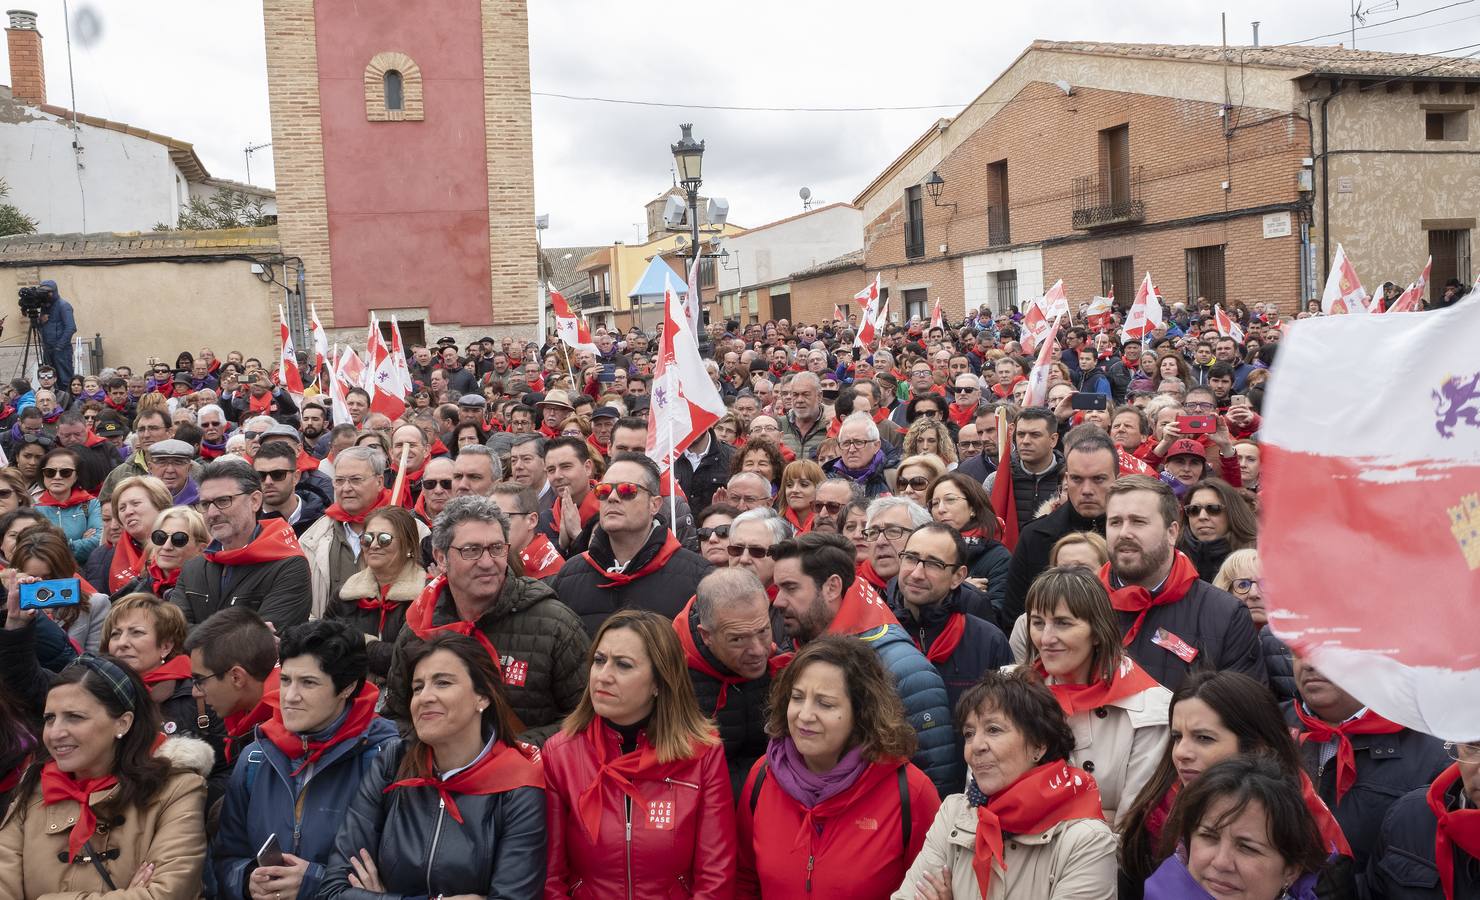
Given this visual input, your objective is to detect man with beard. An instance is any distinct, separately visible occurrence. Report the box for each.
[809,478,859,534]
[300,401,329,455]
[1100,475,1264,690]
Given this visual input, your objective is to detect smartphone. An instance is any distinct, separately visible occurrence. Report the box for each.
[1070,392,1108,411]
[1177,415,1217,435]
[256,833,284,869]
[597,364,616,385]
[18,578,82,611]
[1228,395,1251,408]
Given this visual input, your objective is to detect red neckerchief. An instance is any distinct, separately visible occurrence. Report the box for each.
[915,610,966,664]
[674,595,749,712]
[1429,764,1480,900]
[257,682,379,776]
[0,755,30,795]
[110,535,147,592]
[947,402,977,428]
[140,653,193,687]
[539,421,560,440]
[223,672,279,763]
[411,490,432,525]
[326,487,392,525]
[295,449,319,473]
[384,741,544,825]
[580,530,682,588]
[82,430,109,448]
[406,575,504,678]
[552,483,599,531]
[575,722,701,842]
[1293,704,1405,805]
[990,376,1024,399]
[828,575,897,635]
[40,763,119,859]
[1163,773,1351,857]
[104,396,130,414]
[41,407,63,425]
[1098,552,1201,645]
[356,582,406,637]
[972,762,1105,899]
[199,442,225,460]
[1033,656,1161,718]
[248,391,274,415]
[204,517,305,566]
[856,559,888,591]
[147,562,181,596]
[589,436,609,458]
[429,437,449,456]
[783,506,814,534]
[37,486,95,509]
[519,533,565,579]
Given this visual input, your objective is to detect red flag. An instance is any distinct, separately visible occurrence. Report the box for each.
[1041,279,1070,320]
[1214,304,1245,344]
[930,298,944,330]
[1387,257,1432,314]
[365,317,407,419]
[833,304,845,324]
[1321,243,1369,315]
[551,289,597,352]
[278,306,305,398]
[646,273,725,473]
[1019,299,1047,354]
[991,417,1018,550]
[853,275,885,348]
[1120,272,1163,341]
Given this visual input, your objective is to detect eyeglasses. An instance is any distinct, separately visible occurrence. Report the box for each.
[594,481,650,502]
[955,386,978,394]
[1184,402,1217,413]
[333,474,373,488]
[198,493,246,511]
[363,531,397,548]
[899,551,959,575]
[861,524,913,542]
[256,468,294,483]
[812,500,844,515]
[915,409,941,419]
[1185,503,1226,518]
[423,478,454,492]
[750,424,780,434]
[242,431,266,442]
[839,438,878,451]
[957,440,983,452]
[151,530,192,548]
[449,542,508,561]
[42,467,76,479]
[727,544,772,560]
[1230,578,1263,595]
[697,524,731,541]
[190,671,227,689]
[1444,742,1480,763]
[898,476,935,492]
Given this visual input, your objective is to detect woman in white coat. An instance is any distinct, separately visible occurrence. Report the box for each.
[1024,565,1171,825]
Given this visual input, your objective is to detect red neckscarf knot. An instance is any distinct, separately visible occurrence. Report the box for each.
[580,531,682,589]
[357,583,400,637]
[1428,764,1480,900]
[204,517,305,567]
[38,486,95,509]
[326,488,392,525]
[1098,552,1200,645]
[384,742,544,825]
[1034,656,1161,718]
[574,724,702,842]
[223,681,278,763]
[40,763,119,860]
[783,506,815,535]
[109,535,148,592]
[406,576,504,679]
[1294,705,1405,805]
[140,654,193,688]
[257,682,380,776]
[971,762,1104,899]
[147,562,181,596]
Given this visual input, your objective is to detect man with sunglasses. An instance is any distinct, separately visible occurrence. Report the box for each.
[552,452,712,636]
[253,440,324,536]
[171,458,311,629]
[609,418,698,550]
[725,507,791,595]
[809,478,859,534]
[415,456,456,526]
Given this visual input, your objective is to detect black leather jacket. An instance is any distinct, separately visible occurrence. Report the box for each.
[317,740,547,900]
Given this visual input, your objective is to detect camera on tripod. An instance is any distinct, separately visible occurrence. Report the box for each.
[18,285,55,321]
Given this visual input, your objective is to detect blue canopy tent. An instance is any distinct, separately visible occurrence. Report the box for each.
[628,256,685,335]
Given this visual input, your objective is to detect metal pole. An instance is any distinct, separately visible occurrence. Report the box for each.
[689,185,702,317]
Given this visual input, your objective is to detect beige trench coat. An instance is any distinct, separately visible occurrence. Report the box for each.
[891,793,1118,900]
[1066,683,1172,825]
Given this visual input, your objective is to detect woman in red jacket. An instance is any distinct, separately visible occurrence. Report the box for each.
[543,609,736,899]
[736,634,940,900]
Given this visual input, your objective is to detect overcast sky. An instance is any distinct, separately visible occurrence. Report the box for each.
[6,0,1478,245]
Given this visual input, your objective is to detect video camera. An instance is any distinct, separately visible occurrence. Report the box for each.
[18,284,55,320]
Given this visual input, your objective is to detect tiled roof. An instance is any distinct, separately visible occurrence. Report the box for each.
[199,177,276,200]
[0,226,280,264]
[794,249,864,278]
[27,99,215,181]
[542,245,605,292]
[1030,39,1480,79]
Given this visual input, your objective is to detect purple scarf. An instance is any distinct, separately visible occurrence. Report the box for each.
[172,479,200,507]
[77,389,106,404]
[1145,854,1317,900]
[830,449,888,485]
[764,736,869,809]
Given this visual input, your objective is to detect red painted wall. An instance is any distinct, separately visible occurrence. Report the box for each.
[314,0,492,327]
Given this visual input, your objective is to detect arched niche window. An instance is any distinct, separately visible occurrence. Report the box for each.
[365,52,423,122]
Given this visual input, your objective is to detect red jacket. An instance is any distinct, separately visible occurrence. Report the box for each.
[543,723,737,899]
[735,758,939,900]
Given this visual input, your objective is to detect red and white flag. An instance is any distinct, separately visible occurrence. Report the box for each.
[309,305,329,384]
[1120,272,1163,341]
[930,298,944,331]
[1022,311,1065,408]
[1321,243,1369,315]
[1387,257,1432,314]
[1085,293,1114,333]
[833,303,845,324]
[1019,298,1048,354]
[389,315,414,394]
[365,315,407,419]
[1214,304,1244,344]
[853,275,886,348]
[646,273,726,474]
[551,289,598,353]
[1261,303,1480,740]
[330,346,363,426]
[1041,279,1070,320]
[684,255,703,337]
[277,306,305,399]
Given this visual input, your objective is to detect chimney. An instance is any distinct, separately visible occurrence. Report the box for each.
[6,9,45,106]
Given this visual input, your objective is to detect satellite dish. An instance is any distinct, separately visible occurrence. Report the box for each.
[799,187,812,201]
[1053,79,1073,96]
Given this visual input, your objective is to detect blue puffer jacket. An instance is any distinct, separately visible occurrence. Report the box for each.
[886,580,1014,716]
[37,497,103,563]
[858,622,961,799]
[211,714,400,900]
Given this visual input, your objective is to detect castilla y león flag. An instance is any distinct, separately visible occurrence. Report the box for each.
[646,273,726,473]
[1262,301,1480,740]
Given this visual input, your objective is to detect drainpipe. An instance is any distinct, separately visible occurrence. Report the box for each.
[1317,79,1342,284]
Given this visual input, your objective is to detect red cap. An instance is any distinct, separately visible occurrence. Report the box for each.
[1166,438,1206,459]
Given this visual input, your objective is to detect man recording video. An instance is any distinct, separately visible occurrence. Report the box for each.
[26,280,76,385]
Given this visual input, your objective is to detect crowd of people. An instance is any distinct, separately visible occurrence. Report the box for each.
[0,285,1476,900]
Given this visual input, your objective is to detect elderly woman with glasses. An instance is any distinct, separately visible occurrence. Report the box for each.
[324,505,427,681]
[1212,549,1295,704]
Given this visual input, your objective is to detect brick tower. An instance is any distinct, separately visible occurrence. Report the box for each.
[262,0,538,343]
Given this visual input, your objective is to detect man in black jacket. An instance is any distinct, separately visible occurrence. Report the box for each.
[550,452,711,636]
[679,568,775,798]
[1285,657,1449,871]
[169,459,312,629]
[1002,428,1116,625]
[1102,475,1265,690]
[1105,340,1144,402]
[673,424,733,514]
[983,407,1063,528]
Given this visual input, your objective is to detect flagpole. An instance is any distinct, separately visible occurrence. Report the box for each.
[668,417,677,534]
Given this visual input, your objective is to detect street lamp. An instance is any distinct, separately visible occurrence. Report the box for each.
[672,124,706,326]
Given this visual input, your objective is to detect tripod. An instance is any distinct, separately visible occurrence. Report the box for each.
[17,314,47,381]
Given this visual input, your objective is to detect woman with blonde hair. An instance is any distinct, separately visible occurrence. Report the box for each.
[543,609,736,898]
[97,476,173,594]
[102,592,222,748]
[1213,548,1294,702]
[0,467,33,516]
[116,505,208,599]
[902,418,957,467]
[893,454,946,509]
[324,505,427,681]
[776,459,825,533]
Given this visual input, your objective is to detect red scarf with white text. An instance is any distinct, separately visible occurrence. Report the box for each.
[972,762,1104,899]
[109,535,148,592]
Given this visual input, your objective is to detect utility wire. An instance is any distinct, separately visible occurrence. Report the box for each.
[1278,0,1476,45]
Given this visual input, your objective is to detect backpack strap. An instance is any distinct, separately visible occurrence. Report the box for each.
[748,760,769,814]
[897,765,911,853]
[242,749,266,795]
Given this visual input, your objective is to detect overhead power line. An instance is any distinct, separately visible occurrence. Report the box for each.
[1279,0,1476,45]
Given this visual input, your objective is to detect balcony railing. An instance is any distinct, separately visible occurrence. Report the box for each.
[987,206,1011,246]
[575,289,610,310]
[1072,165,1145,229]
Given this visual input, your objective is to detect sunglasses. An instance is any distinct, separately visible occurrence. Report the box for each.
[727,544,771,559]
[697,524,731,541]
[897,476,932,491]
[257,468,294,483]
[362,531,397,548]
[151,530,191,548]
[42,467,76,479]
[1185,503,1226,518]
[594,482,650,501]
[811,500,844,515]
[423,478,454,492]
[915,409,941,419]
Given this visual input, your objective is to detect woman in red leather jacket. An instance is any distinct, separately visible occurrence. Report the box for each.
[543,609,737,899]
